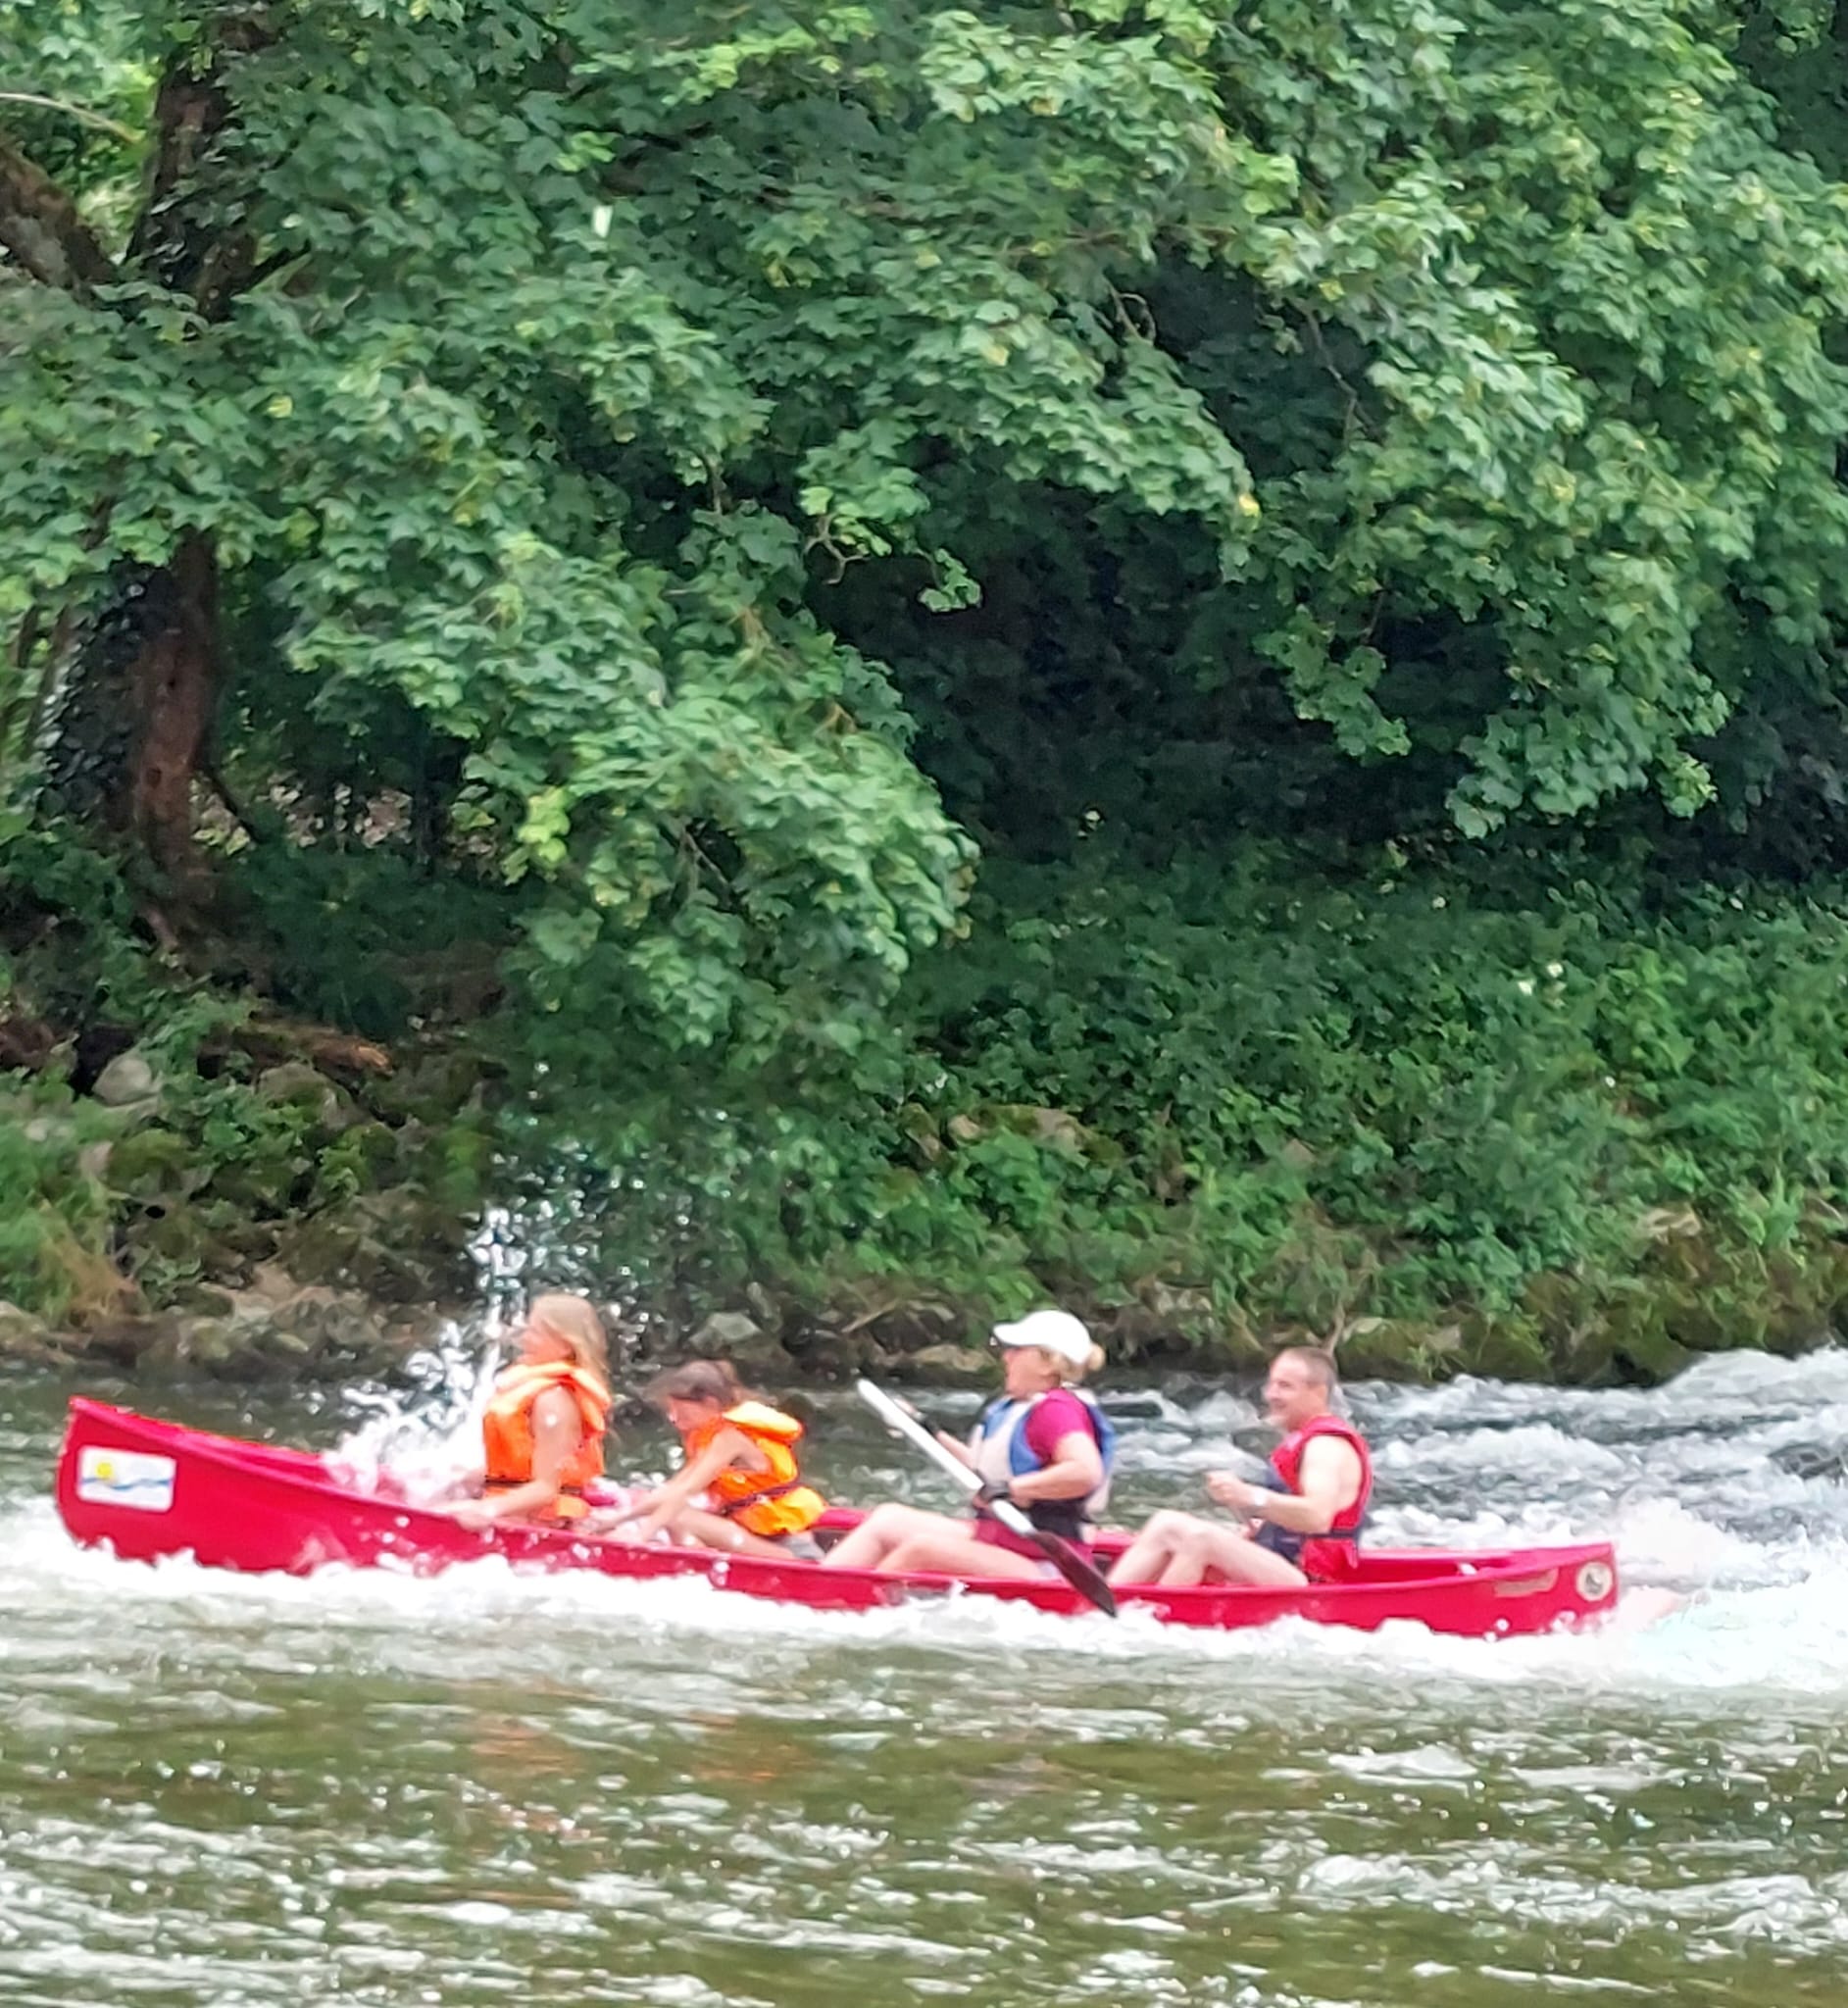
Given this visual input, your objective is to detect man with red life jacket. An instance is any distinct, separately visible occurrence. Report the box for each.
[446,1293,613,1529]
[609,1360,829,1560]
[1108,1346,1372,1589]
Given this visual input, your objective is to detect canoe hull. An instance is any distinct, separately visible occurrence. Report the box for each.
[54,1397,1621,1636]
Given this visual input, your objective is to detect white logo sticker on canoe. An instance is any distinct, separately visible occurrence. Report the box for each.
[75,1446,176,1513]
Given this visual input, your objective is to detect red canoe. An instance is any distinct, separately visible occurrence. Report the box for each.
[53,1397,1622,1636]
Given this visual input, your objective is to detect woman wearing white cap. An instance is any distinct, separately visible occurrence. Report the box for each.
[823,1308,1116,1581]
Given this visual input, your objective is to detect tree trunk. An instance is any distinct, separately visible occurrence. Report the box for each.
[39,538,223,893]
[126,533,220,886]
[25,10,270,897]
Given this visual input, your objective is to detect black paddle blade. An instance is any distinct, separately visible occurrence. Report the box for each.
[1034,1530,1118,1618]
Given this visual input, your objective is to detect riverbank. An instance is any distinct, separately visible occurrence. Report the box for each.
[10,841,1848,1390]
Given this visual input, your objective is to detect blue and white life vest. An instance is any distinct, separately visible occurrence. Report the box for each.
[970,1391,1117,1539]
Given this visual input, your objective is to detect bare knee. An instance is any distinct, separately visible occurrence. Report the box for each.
[853,1502,938,1560]
[887,1531,1000,1579]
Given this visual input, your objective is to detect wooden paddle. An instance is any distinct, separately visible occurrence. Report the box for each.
[855,1378,1118,1618]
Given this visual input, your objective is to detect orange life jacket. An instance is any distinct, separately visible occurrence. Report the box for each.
[481,1361,610,1520]
[682,1401,825,1538]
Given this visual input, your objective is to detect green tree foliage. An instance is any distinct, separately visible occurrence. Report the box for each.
[9,1,1848,1365]
[3,0,1276,1057]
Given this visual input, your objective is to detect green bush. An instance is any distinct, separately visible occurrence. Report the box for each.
[528,846,1848,1380]
[0,1075,126,1324]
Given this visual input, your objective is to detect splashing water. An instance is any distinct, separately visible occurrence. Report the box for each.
[328,1315,504,1505]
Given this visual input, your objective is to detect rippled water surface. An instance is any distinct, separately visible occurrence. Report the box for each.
[4,1351,1847,2005]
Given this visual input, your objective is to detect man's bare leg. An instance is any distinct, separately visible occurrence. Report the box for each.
[1154,1521,1307,1589]
[1110,1509,1308,1589]
[1109,1509,1210,1584]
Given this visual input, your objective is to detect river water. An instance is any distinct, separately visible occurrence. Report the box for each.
[3,1348,1846,2006]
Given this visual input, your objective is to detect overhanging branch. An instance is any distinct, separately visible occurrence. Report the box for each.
[0,92,139,145]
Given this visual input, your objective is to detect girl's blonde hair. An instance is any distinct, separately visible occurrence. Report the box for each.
[527,1293,611,1393]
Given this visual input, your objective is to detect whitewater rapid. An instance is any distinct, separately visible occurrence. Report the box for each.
[6,1347,1847,1704]
[5,1350,1847,2008]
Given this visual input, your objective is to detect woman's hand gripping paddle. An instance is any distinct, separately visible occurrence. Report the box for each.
[856,1379,1118,1617]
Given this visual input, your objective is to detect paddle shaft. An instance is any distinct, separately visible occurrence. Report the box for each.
[855,1378,1117,1617]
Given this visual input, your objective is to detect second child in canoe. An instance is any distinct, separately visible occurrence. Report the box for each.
[609,1360,830,1560]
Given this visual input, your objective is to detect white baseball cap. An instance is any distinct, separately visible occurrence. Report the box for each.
[992,1307,1097,1368]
